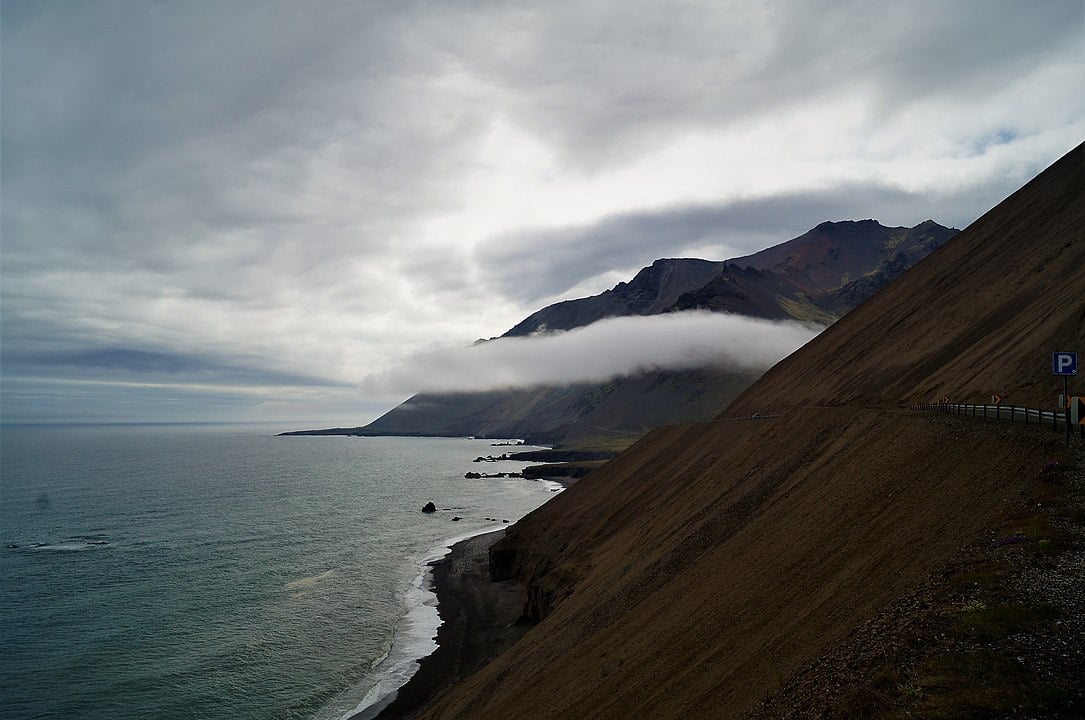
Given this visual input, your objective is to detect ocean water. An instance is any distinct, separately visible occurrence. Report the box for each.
[0,423,561,720]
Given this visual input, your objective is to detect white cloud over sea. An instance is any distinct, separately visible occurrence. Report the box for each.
[2,0,1082,422]
[361,312,822,397]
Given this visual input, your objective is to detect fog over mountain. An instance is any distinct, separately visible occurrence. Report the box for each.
[361,312,820,398]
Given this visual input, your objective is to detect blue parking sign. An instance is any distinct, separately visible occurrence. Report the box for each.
[1053,352,1078,376]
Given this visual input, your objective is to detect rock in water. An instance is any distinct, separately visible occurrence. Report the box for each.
[421,501,437,513]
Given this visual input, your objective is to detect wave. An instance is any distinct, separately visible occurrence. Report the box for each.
[323,524,509,720]
[8,535,111,552]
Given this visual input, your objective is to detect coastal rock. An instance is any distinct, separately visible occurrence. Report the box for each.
[421,501,437,513]
[464,472,482,479]
[452,516,461,521]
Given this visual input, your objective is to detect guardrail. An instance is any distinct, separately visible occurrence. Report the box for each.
[910,402,1083,440]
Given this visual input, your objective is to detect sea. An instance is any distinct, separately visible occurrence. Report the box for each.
[0,423,562,720]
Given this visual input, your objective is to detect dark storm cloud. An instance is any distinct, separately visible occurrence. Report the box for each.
[474,179,1022,304]
[2,345,350,389]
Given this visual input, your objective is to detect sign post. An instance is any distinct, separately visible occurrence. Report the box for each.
[1053,352,1078,377]
[1074,397,1085,439]
[1053,352,1077,446]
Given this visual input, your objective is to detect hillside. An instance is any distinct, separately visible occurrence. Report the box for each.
[406,142,1085,719]
[326,220,954,442]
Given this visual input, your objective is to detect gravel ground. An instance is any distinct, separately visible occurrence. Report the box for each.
[744,445,1085,719]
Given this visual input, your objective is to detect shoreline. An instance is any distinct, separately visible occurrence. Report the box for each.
[356,528,531,720]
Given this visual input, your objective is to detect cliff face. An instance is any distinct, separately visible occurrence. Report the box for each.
[416,143,1085,720]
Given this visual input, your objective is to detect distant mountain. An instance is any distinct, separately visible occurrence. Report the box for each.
[287,220,956,441]
[735,218,951,293]
[674,219,956,321]
[355,368,764,442]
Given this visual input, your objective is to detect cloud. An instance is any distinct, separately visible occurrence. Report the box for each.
[2,1,1082,422]
[435,0,1083,169]
[472,185,927,304]
[472,168,1071,305]
[360,311,822,397]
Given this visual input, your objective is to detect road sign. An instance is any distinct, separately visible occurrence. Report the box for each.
[991,394,1002,405]
[1053,351,1078,375]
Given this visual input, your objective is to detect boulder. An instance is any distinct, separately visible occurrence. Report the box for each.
[421,501,437,513]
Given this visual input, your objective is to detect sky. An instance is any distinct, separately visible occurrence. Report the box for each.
[2,0,1082,426]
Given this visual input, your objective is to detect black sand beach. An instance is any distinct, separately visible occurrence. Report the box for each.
[364,529,530,720]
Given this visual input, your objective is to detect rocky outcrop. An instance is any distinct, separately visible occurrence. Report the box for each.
[489,540,583,623]
[520,464,596,480]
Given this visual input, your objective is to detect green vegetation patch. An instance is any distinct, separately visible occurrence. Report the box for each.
[776,295,837,324]
[560,434,640,455]
[957,602,1060,638]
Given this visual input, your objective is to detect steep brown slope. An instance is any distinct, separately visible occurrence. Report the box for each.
[428,412,1057,720]
[410,143,1084,720]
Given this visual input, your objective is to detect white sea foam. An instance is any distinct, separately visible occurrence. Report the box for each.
[327,524,508,720]
[26,541,102,552]
[537,479,565,494]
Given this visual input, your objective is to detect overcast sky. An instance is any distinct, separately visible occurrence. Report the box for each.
[2,0,1082,426]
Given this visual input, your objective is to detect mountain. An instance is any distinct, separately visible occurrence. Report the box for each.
[734,218,953,296]
[672,219,956,321]
[319,220,954,442]
[411,142,1085,719]
[504,258,727,336]
[506,220,955,336]
[355,368,763,441]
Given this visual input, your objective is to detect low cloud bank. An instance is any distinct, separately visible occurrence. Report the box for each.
[361,311,823,396]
